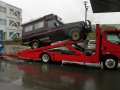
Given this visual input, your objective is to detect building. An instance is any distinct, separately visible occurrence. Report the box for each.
[0,0,22,40]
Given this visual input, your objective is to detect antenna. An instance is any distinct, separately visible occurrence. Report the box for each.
[84,1,89,22]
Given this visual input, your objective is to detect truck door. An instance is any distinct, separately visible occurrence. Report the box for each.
[102,31,120,56]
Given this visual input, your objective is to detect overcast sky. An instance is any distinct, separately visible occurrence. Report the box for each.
[2,0,120,24]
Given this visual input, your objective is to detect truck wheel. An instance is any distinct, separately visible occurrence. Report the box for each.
[31,40,40,49]
[69,29,81,41]
[103,57,118,70]
[40,53,51,63]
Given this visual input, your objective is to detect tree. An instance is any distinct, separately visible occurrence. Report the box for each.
[100,25,116,30]
[87,33,95,40]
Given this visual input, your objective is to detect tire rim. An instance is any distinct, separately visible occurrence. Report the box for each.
[71,32,80,40]
[105,59,116,69]
[32,42,39,48]
[42,54,50,63]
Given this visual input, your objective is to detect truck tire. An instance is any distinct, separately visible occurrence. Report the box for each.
[31,40,41,49]
[69,29,81,41]
[103,57,118,70]
[40,53,51,63]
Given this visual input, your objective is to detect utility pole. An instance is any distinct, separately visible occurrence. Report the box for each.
[83,1,89,49]
[84,1,89,22]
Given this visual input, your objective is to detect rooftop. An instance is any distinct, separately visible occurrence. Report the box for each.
[22,14,56,26]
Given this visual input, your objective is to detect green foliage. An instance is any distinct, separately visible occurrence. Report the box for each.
[87,24,117,40]
[100,25,116,30]
[12,37,22,42]
[87,33,95,40]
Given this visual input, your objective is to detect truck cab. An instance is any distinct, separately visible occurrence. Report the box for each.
[101,30,120,69]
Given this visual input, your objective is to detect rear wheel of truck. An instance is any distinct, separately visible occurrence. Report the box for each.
[69,29,81,41]
[31,40,40,49]
[103,57,118,70]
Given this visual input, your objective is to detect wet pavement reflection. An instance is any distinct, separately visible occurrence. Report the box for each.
[0,45,120,90]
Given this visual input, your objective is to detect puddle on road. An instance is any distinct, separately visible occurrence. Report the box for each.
[0,57,120,90]
[0,60,22,82]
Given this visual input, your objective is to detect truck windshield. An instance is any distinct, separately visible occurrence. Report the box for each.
[107,32,120,44]
[57,17,64,24]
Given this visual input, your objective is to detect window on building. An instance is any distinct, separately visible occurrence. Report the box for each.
[0,32,3,41]
[34,21,44,29]
[9,20,13,25]
[9,9,14,14]
[9,32,20,40]
[9,20,20,29]
[9,9,21,18]
[16,22,20,26]
[3,32,5,40]
[17,11,20,16]
[11,34,18,39]
[12,23,17,27]
[16,33,20,37]
[0,6,6,13]
[25,25,33,32]
[9,32,13,37]
[15,11,20,18]
[14,11,20,18]
[0,19,6,25]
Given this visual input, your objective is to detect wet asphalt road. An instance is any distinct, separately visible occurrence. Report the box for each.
[0,45,120,90]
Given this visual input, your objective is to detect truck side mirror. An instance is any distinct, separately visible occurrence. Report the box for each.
[86,20,91,26]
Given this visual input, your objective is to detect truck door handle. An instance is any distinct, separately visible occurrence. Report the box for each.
[104,46,107,50]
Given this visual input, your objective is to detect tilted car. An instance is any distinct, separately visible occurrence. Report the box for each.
[22,14,92,49]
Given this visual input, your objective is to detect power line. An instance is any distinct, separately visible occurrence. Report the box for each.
[22,11,34,20]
